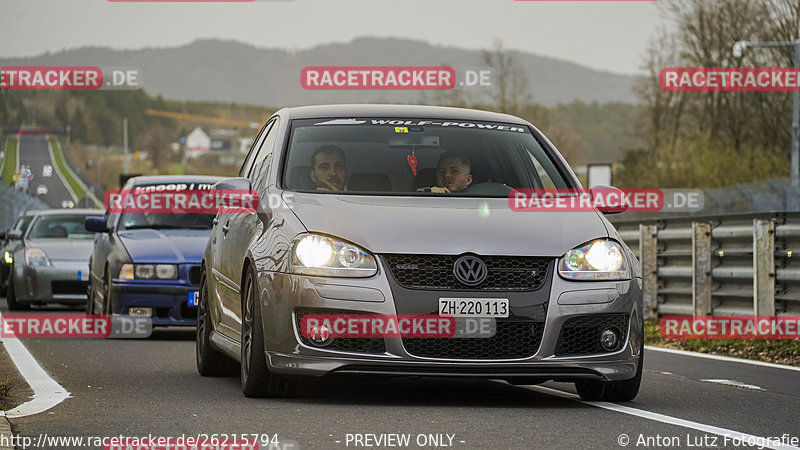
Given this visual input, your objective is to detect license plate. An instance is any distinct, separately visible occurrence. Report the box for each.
[188,291,199,306]
[438,298,509,318]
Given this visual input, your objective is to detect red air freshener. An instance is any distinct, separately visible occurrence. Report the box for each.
[407,155,418,175]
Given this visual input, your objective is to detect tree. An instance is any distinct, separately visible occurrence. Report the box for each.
[623,0,796,187]
[481,39,531,115]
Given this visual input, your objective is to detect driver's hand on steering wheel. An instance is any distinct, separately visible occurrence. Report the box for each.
[430,186,451,193]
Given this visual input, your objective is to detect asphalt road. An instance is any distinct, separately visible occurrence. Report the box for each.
[16,135,75,208]
[1,299,799,450]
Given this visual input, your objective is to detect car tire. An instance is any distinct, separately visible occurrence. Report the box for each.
[6,272,30,311]
[197,271,237,377]
[575,339,643,402]
[86,281,96,315]
[103,267,112,315]
[240,266,296,398]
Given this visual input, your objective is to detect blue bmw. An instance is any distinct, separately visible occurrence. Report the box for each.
[85,175,223,326]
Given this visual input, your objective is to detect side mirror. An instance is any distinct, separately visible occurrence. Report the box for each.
[7,230,22,240]
[213,177,252,192]
[0,230,5,240]
[589,185,629,214]
[85,216,109,233]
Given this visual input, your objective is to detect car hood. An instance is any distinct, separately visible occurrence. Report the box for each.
[117,229,210,263]
[25,239,94,261]
[284,194,609,257]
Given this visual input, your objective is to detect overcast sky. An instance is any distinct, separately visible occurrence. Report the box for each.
[0,0,665,75]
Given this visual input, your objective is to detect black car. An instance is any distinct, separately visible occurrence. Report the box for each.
[0,210,37,297]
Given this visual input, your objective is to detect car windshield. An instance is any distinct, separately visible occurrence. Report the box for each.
[27,214,99,239]
[119,212,215,230]
[282,118,572,196]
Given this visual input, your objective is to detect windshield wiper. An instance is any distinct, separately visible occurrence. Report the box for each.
[123,224,186,230]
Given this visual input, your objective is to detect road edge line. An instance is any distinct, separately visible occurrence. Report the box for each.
[524,385,799,450]
[49,138,102,208]
[0,313,70,419]
[645,345,800,372]
[46,137,79,203]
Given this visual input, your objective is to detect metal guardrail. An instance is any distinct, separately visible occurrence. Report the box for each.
[614,212,800,319]
[0,183,49,230]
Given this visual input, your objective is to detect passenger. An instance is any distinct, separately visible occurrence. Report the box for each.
[428,151,473,193]
[310,144,347,191]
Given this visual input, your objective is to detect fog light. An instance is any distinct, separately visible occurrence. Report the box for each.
[309,324,333,347]
[128,307,153,318]
[600,328,620,351]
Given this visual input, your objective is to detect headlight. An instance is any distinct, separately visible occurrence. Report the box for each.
[558,239,629,280]
[119,263,178,280]
[290,234,377,277]
[3,251,12,264]
[24,248,50,267]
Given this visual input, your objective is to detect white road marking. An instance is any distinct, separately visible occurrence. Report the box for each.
[525,385,799,450]
[0,312,70,418]
[701,379,764,391]
[645,346,800,372]
[46,138,78,203]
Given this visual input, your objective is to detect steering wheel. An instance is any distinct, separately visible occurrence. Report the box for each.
[460,182,513,195]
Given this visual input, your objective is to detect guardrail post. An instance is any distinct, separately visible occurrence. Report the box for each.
[692,222,712,316]
[639,224,658,319]
[753,219,776,315]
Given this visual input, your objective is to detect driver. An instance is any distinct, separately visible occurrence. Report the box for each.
[429,151,473,193]
[310,144,348,191]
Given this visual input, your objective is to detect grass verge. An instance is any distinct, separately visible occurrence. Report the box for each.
[1,138,18,185]
[644,319,800,366]
[0,376,12,410]
[49,137,85,199]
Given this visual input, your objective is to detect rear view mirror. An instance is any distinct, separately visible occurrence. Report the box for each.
[85,216,109,233]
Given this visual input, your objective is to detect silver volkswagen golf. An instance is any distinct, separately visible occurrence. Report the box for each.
[198,104,643,402]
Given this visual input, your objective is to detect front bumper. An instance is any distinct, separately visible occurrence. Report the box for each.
[13,260,89,304]
[255,264,644,382]
[110,280,199,326]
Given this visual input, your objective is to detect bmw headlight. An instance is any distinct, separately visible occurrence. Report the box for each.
[290,234,377,277]
[558,239,629,280]
[119,263,179,280]
[24,248,51,267]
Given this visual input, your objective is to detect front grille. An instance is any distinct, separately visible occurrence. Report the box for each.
[294,309,386,355]
[51,280,88,296]
[554,314,630,356]
[382,254,550,290]
[403,320,544,359]
[188,265,202,285]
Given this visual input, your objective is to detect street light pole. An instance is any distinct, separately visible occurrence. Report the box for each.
[792,43,799,190]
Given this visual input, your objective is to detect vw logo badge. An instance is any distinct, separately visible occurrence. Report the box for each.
[453,255,488,286]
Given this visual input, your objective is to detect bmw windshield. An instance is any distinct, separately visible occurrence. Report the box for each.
[283,118,573,196]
